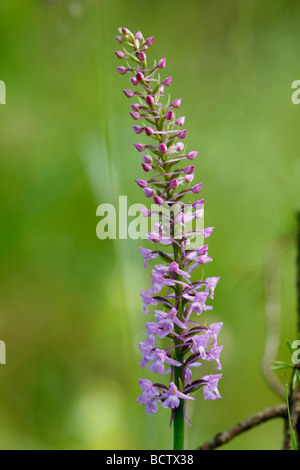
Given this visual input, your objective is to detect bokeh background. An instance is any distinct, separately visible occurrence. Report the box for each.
[0,0,299,450]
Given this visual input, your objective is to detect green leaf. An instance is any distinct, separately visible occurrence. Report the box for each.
[152,83,160,95]
[286,339,294,356]
[122,48,139,63]
[271,361,293,370]
[156,250,173,263]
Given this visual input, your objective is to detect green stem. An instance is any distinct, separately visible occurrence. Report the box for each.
[150,84,185,449]
[173,397,185,450]
[172,244,185,450]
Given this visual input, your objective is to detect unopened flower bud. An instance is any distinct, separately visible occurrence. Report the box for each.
[184,165,195,175]
[162,76,172,86]
[145,127,155,136]
[140,207,151,217]
[176,212,185,224]
[117,67,128,75]
[185,173,194,183]
[192,183,202,194]
[131,77,138,86]
[144,187,154,198]
[123,89,135,98]
[132,126,143,134]
[157,58,166,69]
[171,98,182,108]
[176,142,185,152]
[146,95,155,106]
[135,179,148,188]
[165,110,174,120]
[130,111,141,120]
[202,227,214,238]
[131,103,140,112]
[159,143,168,154]
[136,72,145,82]
[142,155,152,163]
[138,51,146,61]
[169,262,179,274]
[175,116,185,126]
[177,129,187,139]
[142,163,152,172]
[192,199,204,209]
[195,209,204,219]
[134,143,146,152]
[135,31,143,40]
[147,232,161,242]
[187,151,199,160]
[153,196,164,205]
[115,51,126,59]
[145,36,154,46]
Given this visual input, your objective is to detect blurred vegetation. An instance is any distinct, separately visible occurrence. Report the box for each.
[0,0,299,450]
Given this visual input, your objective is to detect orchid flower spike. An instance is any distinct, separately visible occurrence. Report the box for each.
[115,27,223,448]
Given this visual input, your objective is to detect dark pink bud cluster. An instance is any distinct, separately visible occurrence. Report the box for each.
[115,27,223,424]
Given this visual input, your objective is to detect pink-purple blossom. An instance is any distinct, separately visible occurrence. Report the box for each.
[140,247,159,268]
[201,374,222,400]
[160,382,194,409]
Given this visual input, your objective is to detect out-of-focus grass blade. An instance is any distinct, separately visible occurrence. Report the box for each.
[285,381,297,450]
[292,371,298,390]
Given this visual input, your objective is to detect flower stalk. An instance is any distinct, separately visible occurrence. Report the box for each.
[115,27,223,450]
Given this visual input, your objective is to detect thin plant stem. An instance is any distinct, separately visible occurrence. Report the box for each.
[285,380,297,450]
[173,397,185,450]
[172,227,185,449]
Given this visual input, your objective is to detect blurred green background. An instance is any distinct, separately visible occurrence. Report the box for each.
[0,0,299,450]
